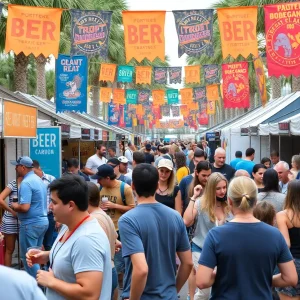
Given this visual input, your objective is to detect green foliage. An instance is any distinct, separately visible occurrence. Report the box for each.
[45,69,55,99]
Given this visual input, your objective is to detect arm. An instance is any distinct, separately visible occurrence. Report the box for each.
[11,182,32,213]
[0,187,16,216]
[175,190,182,215]
[276,212,291,247]
[129,253,148,300]
[83,167,95,176]
[183,200,198,227]
[196,265,216,289]
[272,261,298,287]
[176,250,193,292]
[83,158,95,176]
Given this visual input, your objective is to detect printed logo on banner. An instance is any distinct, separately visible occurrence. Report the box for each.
[126,89,138,104]
[70,10,112,57]
[161,105,170,117]
[193,87,206,101]
[173,10,214,57]
[124,105,133,127]
[167,89,179,104]
[265,3,300,77]
[203,65,219,84]
[118,105,125,128]
[154,67,168,84]
[56,55,88,113]
[117,65,134,83]
[171,106,180,117]
[254,57,268,106]
[108,102,120,125]
[138,89,151,104]
[168,67,182,84]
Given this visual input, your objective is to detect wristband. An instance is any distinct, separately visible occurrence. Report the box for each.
[190,199,195,203]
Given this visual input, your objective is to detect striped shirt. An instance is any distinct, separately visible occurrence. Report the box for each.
[41,173,56,213]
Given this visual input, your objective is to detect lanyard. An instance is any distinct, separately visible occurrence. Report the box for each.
[50,215,90,268]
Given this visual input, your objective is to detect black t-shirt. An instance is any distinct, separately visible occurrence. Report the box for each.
[155,186,180,209]
[145,152,155,164]
[211,163,235,182]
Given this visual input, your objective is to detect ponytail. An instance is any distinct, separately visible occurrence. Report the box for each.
[239,194,251,211]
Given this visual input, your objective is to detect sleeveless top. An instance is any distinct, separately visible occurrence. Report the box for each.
[286,212,300,259]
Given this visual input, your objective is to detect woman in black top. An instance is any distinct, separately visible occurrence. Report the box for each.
[277,180,300,299]
[155,158,182,215]
[252,164,267,193]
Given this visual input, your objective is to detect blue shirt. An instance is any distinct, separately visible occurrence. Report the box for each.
[118,174,132,186]
[199,222,293,300]
[119,203,190,300]
[230,158,242,169]
[235,160,256,176]
[18,171,48,225]
[179,174,194,213]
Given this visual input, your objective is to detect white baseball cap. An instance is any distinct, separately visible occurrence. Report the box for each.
[158,159,173,170]
[118,156,129,164]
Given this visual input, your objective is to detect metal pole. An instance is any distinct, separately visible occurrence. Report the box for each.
[15,138,21,270]
[78,139,81,167]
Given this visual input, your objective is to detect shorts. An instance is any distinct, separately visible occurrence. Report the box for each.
[114,248,125,274]
[111,267,118,299]
[191,242,202,270]
[276,258,300,297]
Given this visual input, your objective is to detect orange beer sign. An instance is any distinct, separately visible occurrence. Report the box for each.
[2,100,37,138]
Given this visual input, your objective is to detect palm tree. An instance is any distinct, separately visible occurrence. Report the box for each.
[46,69,55,100]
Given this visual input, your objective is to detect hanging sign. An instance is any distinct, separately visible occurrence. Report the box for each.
[100,87,112,103]
[222,62,250,108]
[218,6,258,59]
[5,5,63,57]
[61,124,70,139]
[113,89,126,105]
[171,106,180,117]
[264,3,300,77]
[193,87,206,102]
[180,88,193,104]
[55,54,88,113]
[173,9,214,57]
[161,105,170,117]
[207,100,216,115]
[152,90,165,105]
[254,57,267,106]
[168,67,182,84]
[154,67,168,84]
[180,105,190,117]
[199,102,208,125]
[117,65,134,83]
[123,11,166,62]
[152,105,162,119]
[108,103,120,125]
[124,105,132,128]
[118,105,125,128]
[206,84,219,101]
[136,66,152,85]
[81,128,91,140]
[185,65,201,84]
[126,89,138,104]
[203,64,219,84]
[70,10,112,57]
[167,89,179,105]
[138,89,151,104]
[99,63,117,82]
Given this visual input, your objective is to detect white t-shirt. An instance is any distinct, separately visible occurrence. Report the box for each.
[85,154,107,183]
[125,168,132,180]
[47,219,112,300]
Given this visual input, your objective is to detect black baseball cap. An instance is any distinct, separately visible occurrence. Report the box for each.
[91,164,114,180]
[107,158,120,168]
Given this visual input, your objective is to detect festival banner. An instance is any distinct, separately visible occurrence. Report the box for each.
[254,57,267,106]
[123,11,166,62]
[56,55,88,113]
[153,105,162,119]
[118,105,125,128]
[155,119,161,128]
[144,103,153,115]
[167,89,179,105]
[207,100,216,115]
[173,10,214,57]
[206,84,219,101]
[217,6,258,59]
[185,65,201,84]
[199,102,208,125]
[136,104,144,116]
[113,89,126,105]
[100,87,112,103]
[180,105,190,117]
[132,117,138,127]
[108,102,120,125]
[117,65,134,83]
[5,5,63,57]
[193,86,206,102]
[264,3,300,77]
[189,101,199,114]
[99,63,117,82]
[180,88,193,104]
[154,67,168,84]
[126,89,138,104]
[203,64,219,84]
[138,89,151,104]
[222,62,250,108]
[70,10,112,57]
[136,66,152,84]
[168,67,182,84]
[161,105,170,117]
[171,106,180,117]
[152,90,165,106]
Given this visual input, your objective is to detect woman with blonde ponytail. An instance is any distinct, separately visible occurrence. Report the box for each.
[196,176,297,300]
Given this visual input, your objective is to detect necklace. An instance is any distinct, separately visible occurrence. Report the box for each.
[158,186,168,194]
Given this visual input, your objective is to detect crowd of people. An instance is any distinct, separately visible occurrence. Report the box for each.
[0,140,299,300]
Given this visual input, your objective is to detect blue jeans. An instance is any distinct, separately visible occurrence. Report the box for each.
[19,220,48,278]
[111,267,118,299]
[43,212,55,251]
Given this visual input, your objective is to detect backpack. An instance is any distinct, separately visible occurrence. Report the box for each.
[99,181,126,205]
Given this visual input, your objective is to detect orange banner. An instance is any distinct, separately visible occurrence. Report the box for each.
[100,87,112,103]
[99,64,117,82]
[180,105,190,117]
[155,119,161,128]
[136,104,144,116]
[136,66,152,84]
[180,88,193,104]
[254,57,267,107]
[206,84,219,101]
[123,11,166,62]
[207,100,216,115]
[217,6,258,59]
[3,100,37,138]
[113,89,126,105]
[185,65,201,84]
[152,90,165,105]
[5,5,62,58]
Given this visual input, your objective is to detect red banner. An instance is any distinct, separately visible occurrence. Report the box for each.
[222,62,250,108]
[198,102,208,125]
[265,3,300,77]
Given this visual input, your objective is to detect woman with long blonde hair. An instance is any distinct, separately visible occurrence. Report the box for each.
[183,172,229,300]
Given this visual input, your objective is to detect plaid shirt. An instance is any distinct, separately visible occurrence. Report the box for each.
[41,172,56,213]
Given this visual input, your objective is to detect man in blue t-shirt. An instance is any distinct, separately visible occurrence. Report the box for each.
[119,164,192,300]
[11,157,49,278]
[230,150,243,169]
[235,148,256,176]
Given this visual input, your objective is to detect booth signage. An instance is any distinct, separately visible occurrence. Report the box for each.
[102,130,108,141]
[81,128,91,140]
[249,126,258,136]
[279,122,290,134]
[61,124,70,138]
[94,129,99,140]
[206,131,221,142]
[29,127,61,179]
[2,100,37,138]
[241,128,249,136]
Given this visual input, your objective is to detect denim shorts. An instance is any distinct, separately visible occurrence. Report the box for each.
[276,258,300,297]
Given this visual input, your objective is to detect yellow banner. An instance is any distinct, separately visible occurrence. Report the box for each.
[180,105,190,117]
[100,87,112,103]
[180,88,193,104]
[123,11,166,62]
[5,5,62,58]
[185,65,201,84]
[206,84,219,101]
[254,57,267,107]
[113,89,126,105]
[217,6,258,59]
[132,117,137,127]
[99,63,117,82]
[152,90,165,105]
[136,66,152,85]
[3,100,37,138]
[207,100,216,115]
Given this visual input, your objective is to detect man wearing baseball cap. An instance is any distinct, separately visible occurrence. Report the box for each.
[118,156,133,181]
[107,158,131,185]
[10,156,48,278]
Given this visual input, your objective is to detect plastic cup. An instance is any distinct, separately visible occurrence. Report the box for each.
[102,197,108,211]
[27,246,42,264]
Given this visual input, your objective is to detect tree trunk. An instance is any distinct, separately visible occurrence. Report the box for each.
[14,52,28,93]
[270,76,281,99]
[36,54,47,98]
[292,76,300,93]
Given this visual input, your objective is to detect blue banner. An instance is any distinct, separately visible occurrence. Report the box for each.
[108,103,120,125]
[203,64,219,84]
[29,127,61,179]
[56,55,88,113]
[124,105,132,128]
[154,67,168,84]
[167,89,179,104]
[117,65,134,83]
[126,89,138,104]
